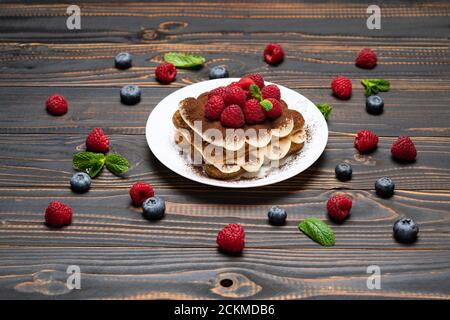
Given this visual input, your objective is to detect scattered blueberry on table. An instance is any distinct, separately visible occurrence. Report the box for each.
[393,217,419,243]
[268,206,287,226]
[115,52,132,70]
[70,172,91,193]
[335,163,352,181]
[120,84,141,105]
[209,66,229,79]
[142,196,166,220]
[366,95,384,115]
[375,177,395,198]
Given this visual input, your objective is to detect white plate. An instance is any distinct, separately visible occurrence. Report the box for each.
[146,78,328,188]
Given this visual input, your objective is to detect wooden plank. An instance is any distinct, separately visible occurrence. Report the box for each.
[0,246,448,299]
[0,134,448,190]
[0,87,449,136]
[0,188,448,248]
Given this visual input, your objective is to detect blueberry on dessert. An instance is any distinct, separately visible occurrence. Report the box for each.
[375,177,395,198]
[366,95,384,115]
[70,172,91,193]
[115,52,132,70]
[120,85,141,105]
[209,66,229,79]
[335,163,352,181]
[393,217,419,243]
[268,206,287,225]
[142,196,165,220]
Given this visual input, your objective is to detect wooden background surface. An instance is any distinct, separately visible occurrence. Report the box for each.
[0,1,449,300]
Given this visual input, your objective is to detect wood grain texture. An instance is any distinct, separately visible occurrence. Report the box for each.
[0,246,449,300]
[0,1,449,300]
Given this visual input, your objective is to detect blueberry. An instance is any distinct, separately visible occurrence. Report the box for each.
[268,206,287,226]
[142,196,165,220]
[335,163,352,181]
[375,177,395,198]
[366,95,384,115]
[115,52,132,70]
[70,172,91,193]
[120,85,141,105]
[393,217,419,243]
[209,66,229,79]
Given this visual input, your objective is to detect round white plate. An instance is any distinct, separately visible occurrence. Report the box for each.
[146,78,328,188]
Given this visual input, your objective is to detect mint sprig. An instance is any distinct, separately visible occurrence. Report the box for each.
[249,84,262,101]
[260,99,273,112]
[73,151,129,178]
[361,79,390,96]
[316,103,332,120]
[163,52,205,68]
[298,218,335,246]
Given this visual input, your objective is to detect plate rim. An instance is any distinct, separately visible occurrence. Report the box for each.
[145,78,328,188]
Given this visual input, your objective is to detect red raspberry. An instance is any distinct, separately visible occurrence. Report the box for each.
[208,86,228,100]
[354,129,378,152]
[224,86,247,107]
[243,99,266,124]
[262,98,282,119]
[331,76,352,100]
[355,48,377,69]
[129,181,154,207]
[327,195,352,223]
[216,223,245,253]
[263,43,284,65]
[155,62,177,84]
[261,84,281,100]
[86,128,109,153]
[45,201,72,227]
[220,105,245,128]
[237,77,255,91]
[245,73,265,89]
[204,95,225,121]
[391,136,417,162]
[46,94,68,116]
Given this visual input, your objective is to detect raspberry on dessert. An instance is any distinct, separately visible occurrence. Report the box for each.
[391,136,417,162]
[237,77,255,91]
[155,62,177,84]
[45,200,72,227]
[263,43,284,65]
[208,86,228,100]
[46,94,68,116]
[261,84,281,100]
[224,86,247,107]
[129,181,154,207]
[216,223,245,253]
[220,104,245,128]
[245,73,265,89]
[355,48,377,69]
[327,195,352,223]
[243,99,266,124]
[261,98,282,119]
[204,95,226,121]
[354,129,378,153]
[86,128,109,153]
[331,76,352,100]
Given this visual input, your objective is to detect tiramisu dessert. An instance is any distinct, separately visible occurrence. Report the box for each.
[172,74,306,180]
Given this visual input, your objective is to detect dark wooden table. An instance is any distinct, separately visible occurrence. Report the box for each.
[0,1,449,300]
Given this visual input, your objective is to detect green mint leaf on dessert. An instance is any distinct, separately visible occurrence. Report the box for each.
[260,99,273,111]
[361,79,390,96]
[73,152,105,171]
[163,52,205,68]
[105,153,129,176]
[249,84,262,101]
[316,103,332,120]
[298,218,335,246]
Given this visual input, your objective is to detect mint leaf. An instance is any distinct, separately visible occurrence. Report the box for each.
[73,152,105,171]
[87,161,104,178]
[249,84,262,101]
[164,52,205,68]
[316,103,332,120]
[361,79,390,96]
[260,99,273,112]
[298,218,335,246]
[105,153,129,176]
